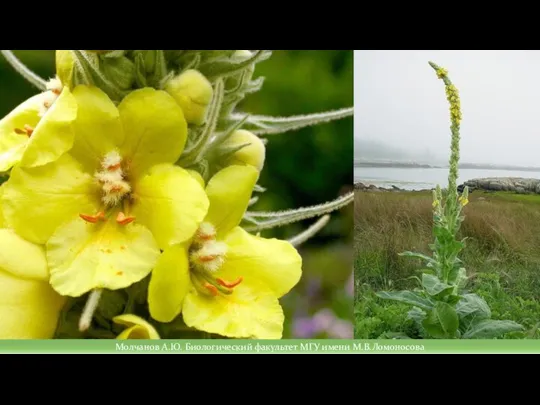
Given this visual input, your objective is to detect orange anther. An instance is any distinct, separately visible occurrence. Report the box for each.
[116,212,135,225]
[216,277,243,289]
[80,211,105,223]
[107,163,122,171]
[199,254,219,263]
[109,185,124,192]
[204,283,219,296]
[14,126,33,137]
[24,125,34,136]
[52,88,61,95]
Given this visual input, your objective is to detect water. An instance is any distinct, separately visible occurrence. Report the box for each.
[354,166,540,190]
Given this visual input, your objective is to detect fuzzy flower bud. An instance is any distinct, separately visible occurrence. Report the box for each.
[221,129,266,171]
[55,50,75,88]
[164,69,213,126]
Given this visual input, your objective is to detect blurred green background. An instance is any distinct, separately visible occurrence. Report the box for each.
[0,50,354,338]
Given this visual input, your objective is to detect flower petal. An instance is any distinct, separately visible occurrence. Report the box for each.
[0,228,48,281]
[69,85,123,173]
[19,87,78,168]
[133,164,209,248]
[182,284,284,339]
[0,93,44,172]
[0,269,65,338]
[47,217,160,297]
[187,169,205,188]
[0,228,65,338]
[205,165,258,236]
[148,244,191,323]
[118,88,187,178]
[2,154,98,244]
[219,227,302,298]
[113,314,160,339]
[0,186,4,228]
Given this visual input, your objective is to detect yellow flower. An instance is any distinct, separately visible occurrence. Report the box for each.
[113,314,160,339]
[221,129,266,171]
[164,69,213,126]
[2,86,209,298]
[0,84,77,172]
[0,227,65,338]
[458,196,469,206]
[148,165,302,339]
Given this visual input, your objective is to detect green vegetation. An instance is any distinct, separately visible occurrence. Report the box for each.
[354,190,540,339]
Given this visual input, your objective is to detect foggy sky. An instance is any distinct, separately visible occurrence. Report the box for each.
[355,50,540,167]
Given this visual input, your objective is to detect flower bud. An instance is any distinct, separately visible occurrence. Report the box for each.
[113,314,160,339]
[164,69,213,126]
[55,50,75,88]
[221,129,266,171]
[0,229,65,338]
[233,50,253,59]
[101,56,136,91]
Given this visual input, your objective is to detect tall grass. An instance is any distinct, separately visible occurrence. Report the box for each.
[354,190,540,338]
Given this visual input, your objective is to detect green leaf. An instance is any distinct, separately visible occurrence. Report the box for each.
[422,301,459,339]
[456,293,491,320]
[462,319,524,339]
[375,290,434,311]
[399,251,437,266]
[422,273,454,297]
[407,307,427,327]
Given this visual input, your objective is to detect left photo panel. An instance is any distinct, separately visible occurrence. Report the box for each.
[0,50,354,341]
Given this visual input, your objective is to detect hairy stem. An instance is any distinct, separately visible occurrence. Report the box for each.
[1,50,47,90]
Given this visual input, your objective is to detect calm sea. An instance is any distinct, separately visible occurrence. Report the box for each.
[354,166,540,190]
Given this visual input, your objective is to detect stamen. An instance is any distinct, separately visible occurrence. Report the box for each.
[204,283,219,296]
[23,125,34,136]
[80,211,106,223]
[14,126,34,137]
[216,277,243,289]
[116,212,135,225]
[199,254,219,263]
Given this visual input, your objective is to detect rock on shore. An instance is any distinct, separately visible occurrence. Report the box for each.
[355,177,540,195]
[354,182,409,192]
[460,177,540,194]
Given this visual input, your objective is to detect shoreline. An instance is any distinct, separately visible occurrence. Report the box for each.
[355,176,540,195]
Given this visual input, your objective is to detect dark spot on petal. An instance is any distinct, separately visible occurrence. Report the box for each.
[116,271,123,276]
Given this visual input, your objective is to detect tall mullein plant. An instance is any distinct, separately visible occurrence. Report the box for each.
[0,50,353,339]
[376,62,523,339]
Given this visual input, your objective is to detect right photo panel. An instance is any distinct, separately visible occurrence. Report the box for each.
[354,50,540,340]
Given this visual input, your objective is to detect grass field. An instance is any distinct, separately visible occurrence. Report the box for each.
[354,189,540,339]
